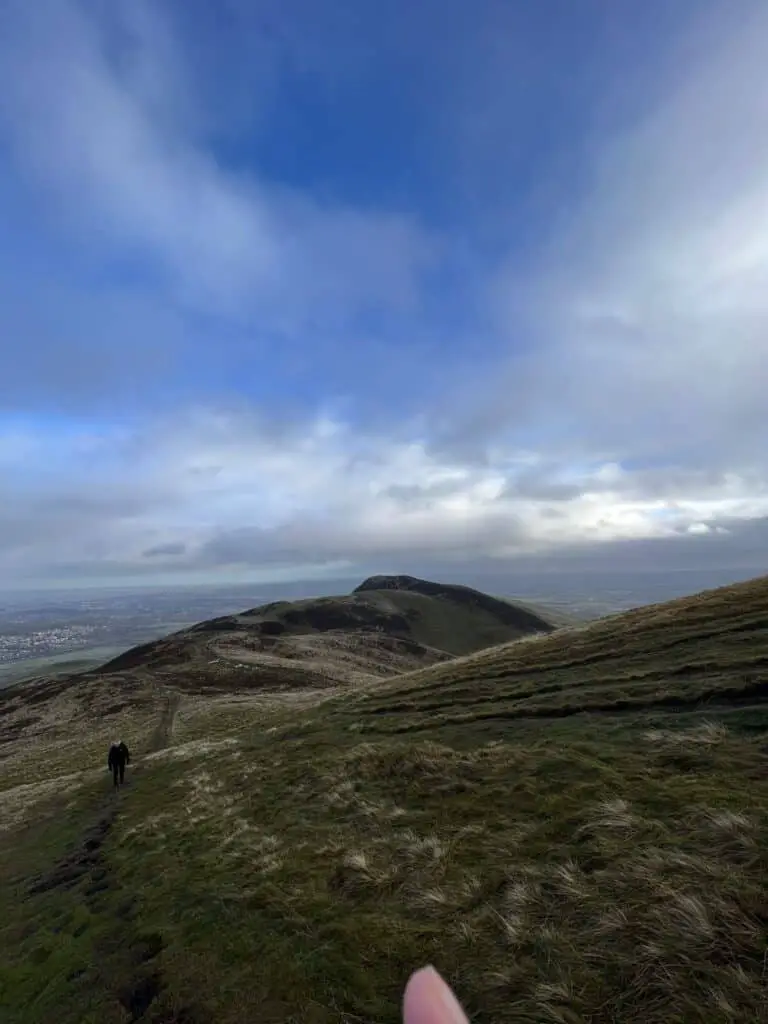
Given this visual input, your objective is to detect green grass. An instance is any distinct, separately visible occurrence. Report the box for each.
[4,711,768,1023]
[1,574,768,1022]
[278,588,557,656]
[345,573,768,732]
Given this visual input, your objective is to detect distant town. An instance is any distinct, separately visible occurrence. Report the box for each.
[0,624,98,663]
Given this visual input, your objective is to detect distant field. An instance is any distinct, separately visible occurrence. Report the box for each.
[0,619,206,690]
[0,646,129,688]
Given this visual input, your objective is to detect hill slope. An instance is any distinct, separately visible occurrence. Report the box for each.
[92,576,562,689]
[1,574,768,1024]
[346,571,768,732]
[353,573,578,627]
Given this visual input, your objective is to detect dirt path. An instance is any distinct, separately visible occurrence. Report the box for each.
[26,797,188,1021]
[147,690,181,754]
[23,688,195,1022]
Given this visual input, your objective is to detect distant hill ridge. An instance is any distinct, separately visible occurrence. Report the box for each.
[94,574,562,684]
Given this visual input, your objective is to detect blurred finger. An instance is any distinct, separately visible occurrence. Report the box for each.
[403,966,469,1024]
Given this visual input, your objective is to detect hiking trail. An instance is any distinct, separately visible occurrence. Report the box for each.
[24,687,194,1022]
[148,690,181,754]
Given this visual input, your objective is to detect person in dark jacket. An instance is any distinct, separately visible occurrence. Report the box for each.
[107,739,131,788]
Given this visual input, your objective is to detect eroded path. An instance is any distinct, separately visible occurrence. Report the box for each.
[147,690,181,754]
[16,688,195,1023]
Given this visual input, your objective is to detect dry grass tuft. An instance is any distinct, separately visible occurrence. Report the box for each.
[145,736,240,762]
[0,770,97,831]
[643,721,730,746]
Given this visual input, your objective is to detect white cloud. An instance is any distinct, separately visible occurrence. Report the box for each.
[687,523,711,536]
[479,4,768,479]
[2,410,767,581]
[0,0,434,325]
[0,2,767,584]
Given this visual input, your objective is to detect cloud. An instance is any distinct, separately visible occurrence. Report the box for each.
[0,0,435,328]
[418,4,768,569]
[2,409,767,584]
[143,542,187,558]
[0,1,767,586]
[480,5,768,469]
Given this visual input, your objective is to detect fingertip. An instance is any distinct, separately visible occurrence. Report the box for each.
[403,966,468,1024]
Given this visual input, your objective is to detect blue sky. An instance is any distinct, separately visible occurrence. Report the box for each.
[0,0,767,587]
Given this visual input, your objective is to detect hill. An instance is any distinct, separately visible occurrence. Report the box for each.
[90,575,563,690]
[1,574,768,1023]
[345,570,768,732]
[353,573,578,627]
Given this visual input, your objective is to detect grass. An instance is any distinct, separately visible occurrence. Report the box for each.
[345,572,768,731]
[1,574,768,1022]
[97,580,568,686]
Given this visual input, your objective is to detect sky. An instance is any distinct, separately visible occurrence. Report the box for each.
[0,0,767,589]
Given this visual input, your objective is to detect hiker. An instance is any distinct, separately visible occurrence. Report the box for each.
[107,739,131,788]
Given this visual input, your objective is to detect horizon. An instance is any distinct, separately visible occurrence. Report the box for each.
[1,562,764,692]
[0,563,763,602]
[1,0,767,589]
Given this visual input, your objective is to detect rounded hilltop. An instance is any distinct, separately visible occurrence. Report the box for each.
[87,574,564,690]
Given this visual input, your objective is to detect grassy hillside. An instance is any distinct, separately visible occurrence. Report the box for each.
[1,575,768,1023]
[352,574,580,629]
[92,577,562,689]
[345,571,768,733]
